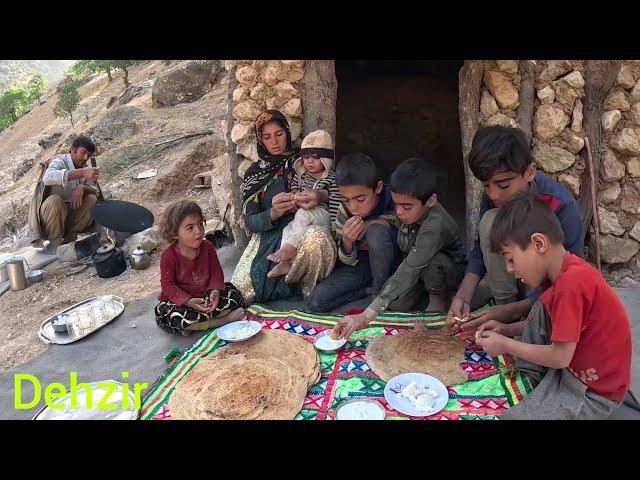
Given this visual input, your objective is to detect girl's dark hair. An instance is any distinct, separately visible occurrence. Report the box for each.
[468,126,532,182]
[161,200,204,244]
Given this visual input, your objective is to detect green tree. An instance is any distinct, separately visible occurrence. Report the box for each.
[68,60,94,81]
[69,60,114,82]
[28,74,48,105]
[93,60,114,82]
[54,79,81,127]
[111,60,140,87]
[0,111,12,131]
[0,86,31,122]
[0,96,12,129]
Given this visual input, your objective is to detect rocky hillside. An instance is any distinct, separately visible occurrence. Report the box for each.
[0,60,74,92]
[0,60,229,249]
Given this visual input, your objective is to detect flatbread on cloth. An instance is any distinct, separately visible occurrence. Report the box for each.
[365,330,468,386]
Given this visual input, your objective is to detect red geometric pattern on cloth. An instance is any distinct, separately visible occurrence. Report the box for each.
[457,398,508,410]
[303,394,325,409]
[383,327,400,336]
[463,362,499,380]
[151,404,171,420]
[343,350,367,362]
[428,412,462,420]
[377,397,406,417]
[144,308,529,420]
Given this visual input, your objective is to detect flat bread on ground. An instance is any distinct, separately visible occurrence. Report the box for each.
[365,330,468,386]
[205,329,321,388]
[168,354,308,420]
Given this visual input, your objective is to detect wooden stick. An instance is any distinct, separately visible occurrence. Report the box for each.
[584,136,601,272]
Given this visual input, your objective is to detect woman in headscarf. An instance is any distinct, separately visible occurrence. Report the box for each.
[231,110,337,304]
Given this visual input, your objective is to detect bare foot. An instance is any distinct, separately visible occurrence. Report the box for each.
[267,243,297,263]
[191,308,247,330]
[227,307,245,322]
[267,261,292,278]
[426,293,446,313]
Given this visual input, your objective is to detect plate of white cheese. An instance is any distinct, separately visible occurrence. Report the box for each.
[383,373,449,417]
[216,320,262,342]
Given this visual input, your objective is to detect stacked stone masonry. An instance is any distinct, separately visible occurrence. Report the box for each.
[225,60,305,166]
[479,60,640,285]
[214,60,640,285]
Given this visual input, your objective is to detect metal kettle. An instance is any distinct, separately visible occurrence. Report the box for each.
[129,247,151,270]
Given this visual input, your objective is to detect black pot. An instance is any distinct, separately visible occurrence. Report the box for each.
[75,233,101,258]
[92,246,127,278]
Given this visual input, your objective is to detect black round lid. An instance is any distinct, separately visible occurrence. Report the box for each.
[90,200,154,233]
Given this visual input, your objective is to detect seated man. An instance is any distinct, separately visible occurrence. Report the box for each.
[29,136,100,252]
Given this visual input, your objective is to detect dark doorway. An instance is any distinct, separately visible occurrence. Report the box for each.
[335,60,466,242]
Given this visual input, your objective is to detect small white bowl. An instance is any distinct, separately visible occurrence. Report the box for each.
[335,399,386,420]
[313,330,347,353]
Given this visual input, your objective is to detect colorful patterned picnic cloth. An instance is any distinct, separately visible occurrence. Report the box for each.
[140,305,533,420]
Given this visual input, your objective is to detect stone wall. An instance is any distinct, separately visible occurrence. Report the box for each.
[479,60,521,129]
[479,60,640,286]
[216,59,640,284]
[597,61,640,285]
[209,61,305,244]
[532,60,586,201]
[225,60,305,169]
[479,60,587,219]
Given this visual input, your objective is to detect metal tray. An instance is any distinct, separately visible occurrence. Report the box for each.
[32,380,138,420]
[38,295,125,345]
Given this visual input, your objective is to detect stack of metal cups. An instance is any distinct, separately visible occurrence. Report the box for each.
[6,257,27,291]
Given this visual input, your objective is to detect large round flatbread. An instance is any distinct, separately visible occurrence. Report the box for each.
[169,354,308,420]
[365,330,468,386]
[205,329,321,388]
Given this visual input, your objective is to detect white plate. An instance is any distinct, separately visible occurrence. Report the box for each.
[383,373,449,417]
[216,320,261,342]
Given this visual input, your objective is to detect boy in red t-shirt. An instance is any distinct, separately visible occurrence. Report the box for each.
[155,200,245,335]
[475,192,632,419]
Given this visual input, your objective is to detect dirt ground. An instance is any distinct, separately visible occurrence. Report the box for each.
[0,60,227,239]
[0,60,231,371]
[0,253,162,372]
